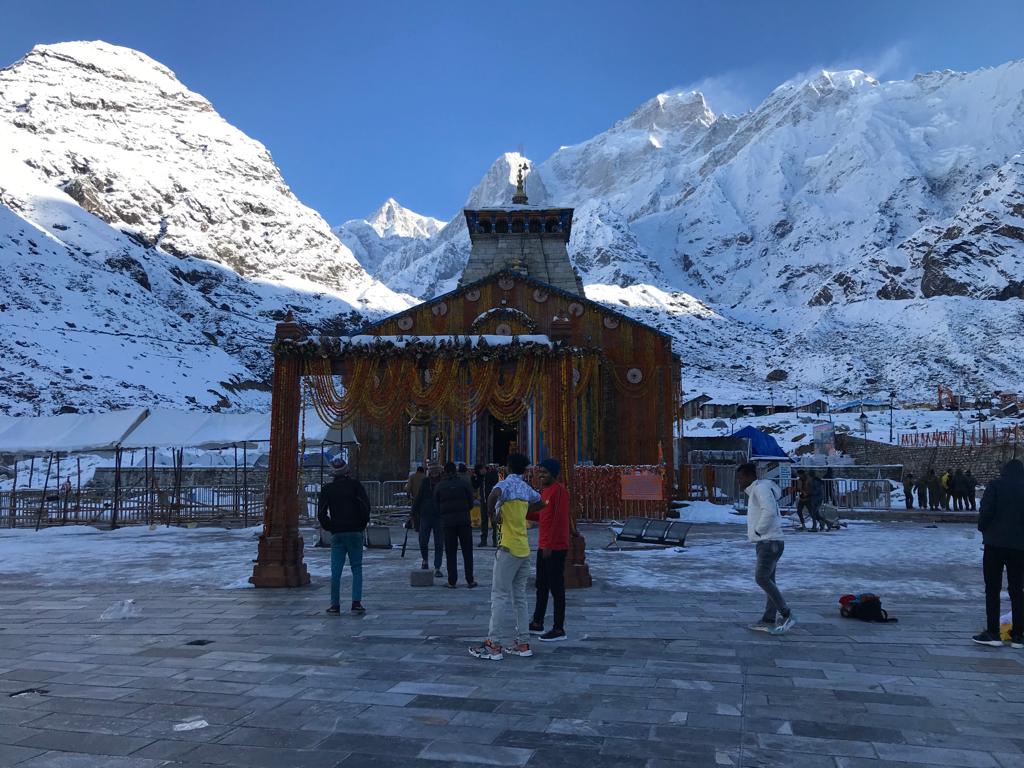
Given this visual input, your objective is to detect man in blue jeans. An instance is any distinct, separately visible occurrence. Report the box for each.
[737,463,795,635]
[317,458,370,615]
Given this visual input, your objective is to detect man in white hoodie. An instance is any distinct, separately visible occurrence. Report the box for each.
[737,463,795,635]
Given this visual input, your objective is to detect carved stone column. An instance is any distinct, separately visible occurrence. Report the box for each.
[250,315,310,587]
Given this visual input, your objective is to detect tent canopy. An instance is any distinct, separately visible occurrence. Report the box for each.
[119,407,357,449]
[0,407,357,454]
[0,409,147,455]
[731,426,791,461]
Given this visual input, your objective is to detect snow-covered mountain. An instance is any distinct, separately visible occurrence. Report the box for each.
[345,65,1024,400]
[3,40,1024,415]
[0,41,413,416]
[333,198,443,277]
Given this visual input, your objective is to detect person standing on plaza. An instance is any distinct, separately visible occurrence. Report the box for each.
[916,473,929,511]
[471,466,495,548]
[808,470,826,532]
[469,453,544,661]
[737,463,795,634]
[411,463,445,576]
[942,469,953,510]
[952,469,968,511]
[435,462,477,588]
[972,459,1024,648]
[965,469,978,511]
[927,469,943,510]
[527,458,571,642]
[317,458,370,615]
[903,472,915,510]
[793,469,812,530]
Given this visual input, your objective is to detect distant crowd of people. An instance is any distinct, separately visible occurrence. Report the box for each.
[902,468,978,511]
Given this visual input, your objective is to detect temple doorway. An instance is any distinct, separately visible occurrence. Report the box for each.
[489,415,518,465]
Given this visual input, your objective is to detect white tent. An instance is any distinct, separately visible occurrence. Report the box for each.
[0,407,356,454]
[119,407,356,449]
[0,408,147,455]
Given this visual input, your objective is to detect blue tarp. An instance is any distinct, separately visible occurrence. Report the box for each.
[731,426,791,461]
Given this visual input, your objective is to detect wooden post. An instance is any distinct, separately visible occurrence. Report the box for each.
[75,457,81,524]
[242,443,249,528]
[233,444,239,521]
[9,460,17,528]
[34,452,53,532]
[112,447,122,530]
[251,315,310,587]
[28,456,34,488]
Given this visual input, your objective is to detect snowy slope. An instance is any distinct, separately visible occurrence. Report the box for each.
[352,65,1024,400]
[0,42,414,416]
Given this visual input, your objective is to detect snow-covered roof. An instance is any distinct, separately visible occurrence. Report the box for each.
[0,407,356,454]
[0,408,147,454]
[341,334,552,347]
[120,408,356,449]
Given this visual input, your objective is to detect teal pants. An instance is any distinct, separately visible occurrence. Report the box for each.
[330,532,364,606]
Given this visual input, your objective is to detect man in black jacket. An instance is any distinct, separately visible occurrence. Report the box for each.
[473,463,498,547]
[412,463,445,576]
[317,458,371,615]
[973,459,1024,648]
[436,462,476,588]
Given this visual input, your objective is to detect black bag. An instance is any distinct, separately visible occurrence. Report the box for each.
[839,593,898,623]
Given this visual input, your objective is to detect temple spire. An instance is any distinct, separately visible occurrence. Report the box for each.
[512,162,529,205]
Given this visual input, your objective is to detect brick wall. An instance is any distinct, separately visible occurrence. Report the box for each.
[836,434,1018,483]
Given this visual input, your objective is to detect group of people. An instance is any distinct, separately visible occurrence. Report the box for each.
[315,450,1022,654]
[317,452,572,657]
[745,458,1022,647]
[788,468,837,532]
[903,468,978,511]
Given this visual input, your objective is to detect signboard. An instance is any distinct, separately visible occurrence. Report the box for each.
[620,473,664,501]
[812,423,835,455]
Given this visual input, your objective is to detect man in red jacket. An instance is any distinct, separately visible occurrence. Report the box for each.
[527,457,571,642]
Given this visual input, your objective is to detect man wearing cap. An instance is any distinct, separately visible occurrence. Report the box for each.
[317,458,371,615]
[527,458,571,642]
[411,462,445,576]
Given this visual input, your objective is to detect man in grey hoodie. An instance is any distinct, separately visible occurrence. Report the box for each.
[738,463,796,634]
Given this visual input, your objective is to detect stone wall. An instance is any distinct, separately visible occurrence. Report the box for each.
[836,434,1018,483]
[459,235,584,294]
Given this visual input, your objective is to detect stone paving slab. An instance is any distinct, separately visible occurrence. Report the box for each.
[0,521,1020,767]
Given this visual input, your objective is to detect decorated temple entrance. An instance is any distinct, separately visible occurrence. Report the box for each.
[249,318,593,587]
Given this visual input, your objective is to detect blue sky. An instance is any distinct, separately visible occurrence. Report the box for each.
[3,1,1023,225]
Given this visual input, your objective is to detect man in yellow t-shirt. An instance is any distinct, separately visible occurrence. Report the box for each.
[469,453,544,661]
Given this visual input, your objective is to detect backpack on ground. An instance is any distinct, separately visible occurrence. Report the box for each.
[838,593,898,623]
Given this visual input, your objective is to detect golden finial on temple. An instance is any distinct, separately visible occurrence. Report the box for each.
[512,161,529,205]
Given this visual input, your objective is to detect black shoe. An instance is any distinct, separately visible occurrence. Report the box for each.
[434,569,443,578]
[326,605,340,615]
[529,621,544,635]
[1011,635,1023,649]
[467,581,478,588]
[972,630,1003,647]
[539,629,567,642]
[445,583,456,589]
[350,601,366,615]
[421,561,428,570]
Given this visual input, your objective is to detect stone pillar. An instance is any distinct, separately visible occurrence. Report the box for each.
[250,315,311,588]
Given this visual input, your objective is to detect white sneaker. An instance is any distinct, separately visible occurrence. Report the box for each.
[772,613,796,635]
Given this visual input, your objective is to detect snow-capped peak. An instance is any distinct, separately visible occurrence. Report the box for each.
[26,41,194,96]
[464,152,549,208]
[614,90,716,133]
[365,197,444,239]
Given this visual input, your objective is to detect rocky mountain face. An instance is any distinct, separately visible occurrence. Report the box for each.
[3,41,1023,415]
[0,42,411,415]
[344,65,1024,400]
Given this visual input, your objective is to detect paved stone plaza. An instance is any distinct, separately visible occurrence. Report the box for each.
[0,521,1021,768]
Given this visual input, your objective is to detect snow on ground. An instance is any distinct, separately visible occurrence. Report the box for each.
[591,519,984,602]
